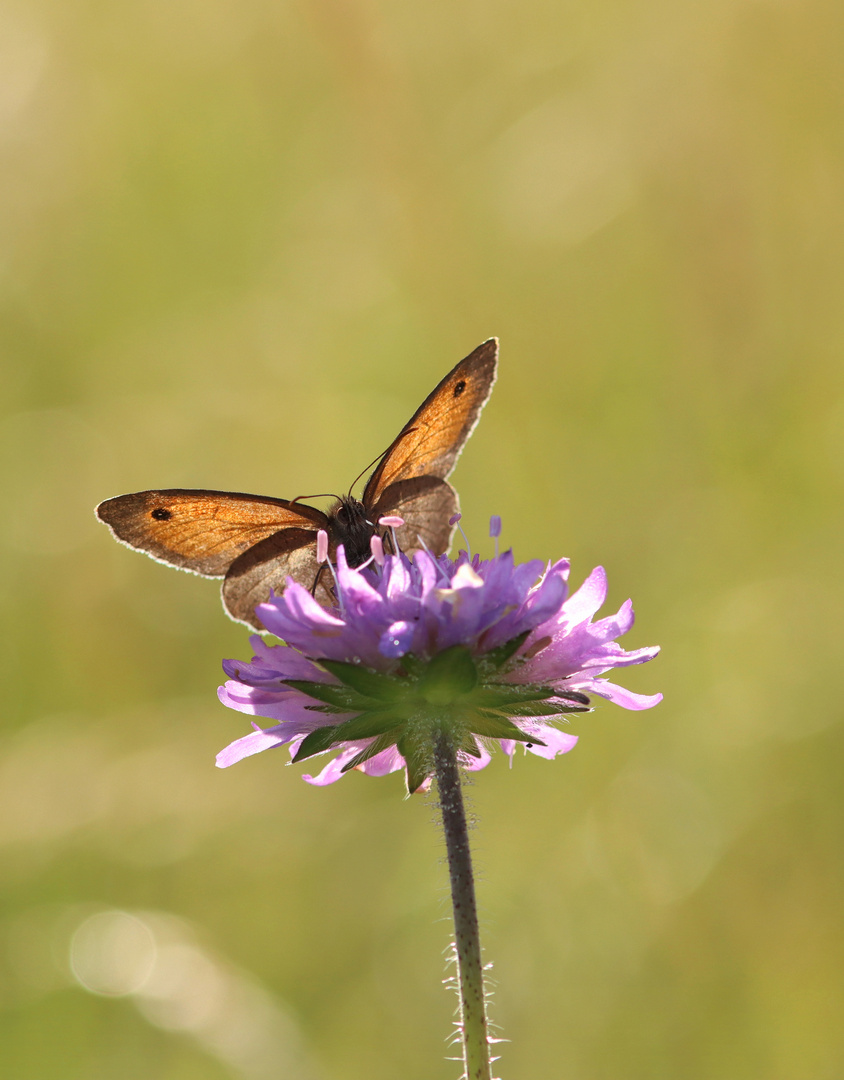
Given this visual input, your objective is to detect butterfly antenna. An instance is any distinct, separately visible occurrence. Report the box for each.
[290,493,340,505]
[346,428,419,496]
[347,451,385,496]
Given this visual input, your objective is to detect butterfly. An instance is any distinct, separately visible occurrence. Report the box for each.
[96,339,498,629]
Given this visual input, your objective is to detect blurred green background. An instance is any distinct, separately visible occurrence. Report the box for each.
[1,0,842,1077]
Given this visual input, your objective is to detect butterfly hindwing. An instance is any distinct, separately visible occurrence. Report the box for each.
[371,476,459,560]
[222,529,331,627]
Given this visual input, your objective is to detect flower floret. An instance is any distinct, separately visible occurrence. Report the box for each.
[216,540,661,793]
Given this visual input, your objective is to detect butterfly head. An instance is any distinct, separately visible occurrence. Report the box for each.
[330,495,376,568]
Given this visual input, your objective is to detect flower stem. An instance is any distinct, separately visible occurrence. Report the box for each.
[433,729,492,1080]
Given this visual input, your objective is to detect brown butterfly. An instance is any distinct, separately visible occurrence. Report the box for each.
[96,339,498,629]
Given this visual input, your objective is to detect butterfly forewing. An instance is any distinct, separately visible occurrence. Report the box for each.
[362,339,498,507]
[96,490,327,577]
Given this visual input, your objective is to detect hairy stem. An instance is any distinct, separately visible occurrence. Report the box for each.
[433,729,492,1080]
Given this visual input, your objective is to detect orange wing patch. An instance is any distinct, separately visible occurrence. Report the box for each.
[96,490,327,577]
[362,339,498,506]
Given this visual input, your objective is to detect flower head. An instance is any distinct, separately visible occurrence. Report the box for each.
[216,531,661,793]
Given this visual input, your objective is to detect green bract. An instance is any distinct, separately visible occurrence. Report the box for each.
[289,641,589,793]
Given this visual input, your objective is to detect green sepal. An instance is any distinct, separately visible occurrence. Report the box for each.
[464,712,547,745]
[302,703,352,715]
[284,679,368,711]
[318,659,405,702]
[330,708,410,743]
[417,645,477,704]
[397,653,426,678]
[457,733,484,759]
[554,688,591,706]
[479,630,531,672]
[398,735,432,795]
[463,684,561,710]
[294,709,410,765]
[292,725,341,762]
[504,699,589,717]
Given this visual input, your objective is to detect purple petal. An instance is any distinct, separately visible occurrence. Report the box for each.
[459,741,492,772]
[357,746,407,778]
[498,727,578,762]
[384,555,413,601]
[216,725,294,768]
[335,556,383,617]
[413,549,441,597]
[257,582,345,642]
[588,598,635,643]
[547,556,571,584]
[217,682,334,727]
[559,566,607,626]
[302,743,407,785]
[379,620,415,658]
[580,678,664,710]
[577,643,661,672]
[523,726,579,760]
[222,640,325,685]
[302,749,358,786]
[478,568,560,651]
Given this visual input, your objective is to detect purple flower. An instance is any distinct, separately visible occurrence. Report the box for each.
[216,539,661,793]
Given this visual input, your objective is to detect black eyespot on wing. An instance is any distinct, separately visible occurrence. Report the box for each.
[151,508,172,521]
[453,379,466,397]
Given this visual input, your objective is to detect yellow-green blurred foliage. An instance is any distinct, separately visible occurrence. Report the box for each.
[1,0,842,1077]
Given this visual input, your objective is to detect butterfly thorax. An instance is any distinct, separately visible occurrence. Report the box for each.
[330,495,376,567]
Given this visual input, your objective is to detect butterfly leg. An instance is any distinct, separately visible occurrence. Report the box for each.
[381,527,396,556]
[310,563,337,603]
